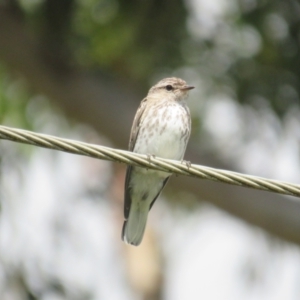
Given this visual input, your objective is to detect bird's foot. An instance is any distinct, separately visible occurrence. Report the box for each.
[146,154,156,170]
[146,154,156,162]
[181,159,191,169]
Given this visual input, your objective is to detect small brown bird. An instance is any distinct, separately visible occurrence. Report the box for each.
[122,77,194,246]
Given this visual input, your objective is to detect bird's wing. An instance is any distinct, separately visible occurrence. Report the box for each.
[124,97,148,218]
[149,176,170,210]
[128,97,148,151]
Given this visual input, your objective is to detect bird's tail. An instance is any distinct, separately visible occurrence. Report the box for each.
[122,203,149,246]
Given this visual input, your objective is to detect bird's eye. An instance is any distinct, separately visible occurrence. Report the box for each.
[166,85,173,91]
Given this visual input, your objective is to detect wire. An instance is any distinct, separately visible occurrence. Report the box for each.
[0,125,299,198]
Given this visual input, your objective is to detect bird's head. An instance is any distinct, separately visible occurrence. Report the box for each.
[148,77,195,102]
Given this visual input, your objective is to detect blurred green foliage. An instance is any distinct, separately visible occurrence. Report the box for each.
[2,0,300,121]
[73,0,188,79]
[16,0,188,81]
[0,65,32,128]
[232,0,300,115]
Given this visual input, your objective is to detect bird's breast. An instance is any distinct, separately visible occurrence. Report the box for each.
[134,103,190,160]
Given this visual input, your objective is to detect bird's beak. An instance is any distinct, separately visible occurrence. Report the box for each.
[180,85,195,91]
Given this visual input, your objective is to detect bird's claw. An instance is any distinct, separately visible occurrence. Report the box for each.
[146,154,156,162]
[146,154,156,169]
[181,159,191,169]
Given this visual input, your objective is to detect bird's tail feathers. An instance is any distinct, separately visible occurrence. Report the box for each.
[122,203,149,246]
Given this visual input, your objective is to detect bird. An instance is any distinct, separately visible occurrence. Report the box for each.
[122,77,194,246]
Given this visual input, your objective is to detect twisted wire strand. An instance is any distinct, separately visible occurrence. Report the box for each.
[0,125,300,198]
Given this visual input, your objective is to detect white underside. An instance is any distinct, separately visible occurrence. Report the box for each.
[134,103,189,160]
[123,101,190,245]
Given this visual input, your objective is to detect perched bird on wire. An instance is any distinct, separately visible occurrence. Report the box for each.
[122,77,194,246]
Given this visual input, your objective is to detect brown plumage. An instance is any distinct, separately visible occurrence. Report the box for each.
[122,77,194,246]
